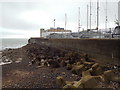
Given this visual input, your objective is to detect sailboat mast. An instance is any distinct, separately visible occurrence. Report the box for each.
[97,0,99,32]
[78,7,80,32]
[65,13,67,30]
[105,0,108,30]
[54,19,56,33]
[54,19,55,29]
[87,4,89,30]
[90,0,92,31]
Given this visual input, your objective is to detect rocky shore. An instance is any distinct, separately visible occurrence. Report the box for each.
[1,43,120,89]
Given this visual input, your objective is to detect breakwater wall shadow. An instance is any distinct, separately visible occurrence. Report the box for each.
[28,38,120,66]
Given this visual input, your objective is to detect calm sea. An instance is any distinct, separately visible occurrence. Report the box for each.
[0,38,28,50]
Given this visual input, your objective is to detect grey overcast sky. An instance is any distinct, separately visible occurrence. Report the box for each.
[0,0,120,38]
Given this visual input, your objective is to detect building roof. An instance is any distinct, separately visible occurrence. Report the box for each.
[46,29,71,32]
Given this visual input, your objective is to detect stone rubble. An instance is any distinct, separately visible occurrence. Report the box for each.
[1,43,120,89]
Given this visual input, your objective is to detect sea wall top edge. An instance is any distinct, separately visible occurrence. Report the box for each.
[29,37,120,41]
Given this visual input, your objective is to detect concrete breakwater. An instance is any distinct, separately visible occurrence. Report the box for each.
[28,38,120,66]
[2,38,120,88]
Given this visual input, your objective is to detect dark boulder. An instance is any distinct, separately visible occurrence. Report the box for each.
[48,59,60,68]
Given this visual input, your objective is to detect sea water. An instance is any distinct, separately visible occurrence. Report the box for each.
[0,38,28,50]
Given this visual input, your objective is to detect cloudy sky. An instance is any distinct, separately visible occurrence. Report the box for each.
[0,0,120,38]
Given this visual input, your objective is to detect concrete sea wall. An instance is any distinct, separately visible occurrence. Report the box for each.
[28,38,120,65]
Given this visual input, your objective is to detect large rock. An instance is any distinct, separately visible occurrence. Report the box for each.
[91,63,104,75]
[82,70,91,77]
[94,67,104,75]
[91,63,99,69]
[71,65,87,76]
[63,84,76,90]
[56,76,66,87]
[103,70,114,81]
[82,76,102,88]
[65,52,80,64]
[103,70,120,82]
[112,76,120,82]
[83,61,95,68]
[73,76,102,88]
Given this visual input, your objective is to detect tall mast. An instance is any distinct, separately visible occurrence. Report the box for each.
[65,13,67,30]
[105,0,108,30]
[54,19,56,33]
[54,19,55,29]
[90,0,92,31]
[87,4,89,30]
[97,0,99,32]
[78,7,80,32]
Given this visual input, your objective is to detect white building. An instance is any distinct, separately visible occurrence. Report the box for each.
[40,27,72,38]
[118,1,120,25]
